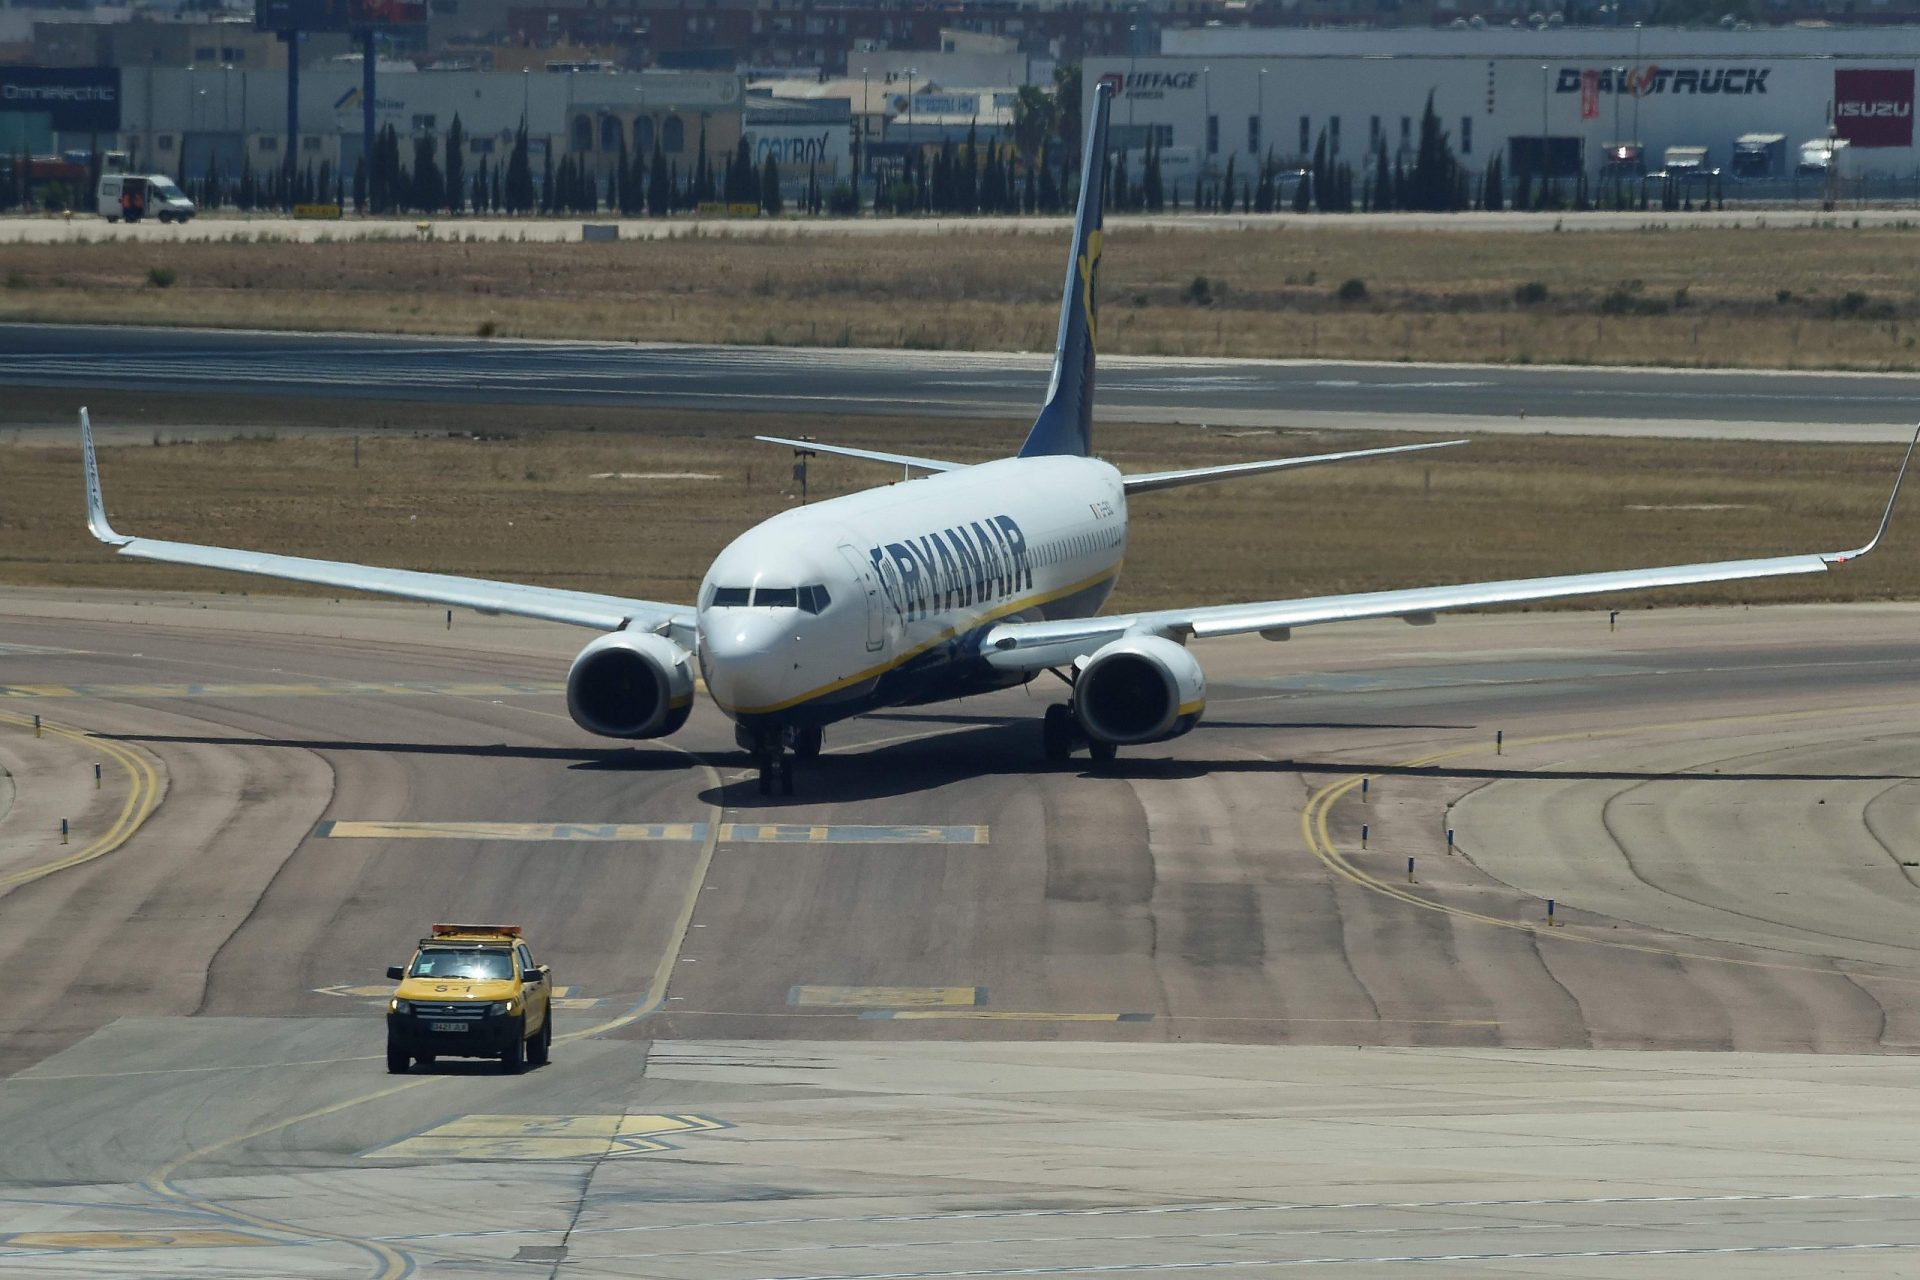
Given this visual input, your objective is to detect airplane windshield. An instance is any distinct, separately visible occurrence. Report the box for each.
[707,584,829,612]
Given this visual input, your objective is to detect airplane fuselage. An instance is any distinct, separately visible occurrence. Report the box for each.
[696,455,1128,733]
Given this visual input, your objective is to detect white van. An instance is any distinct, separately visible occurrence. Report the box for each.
[98,173,196,224]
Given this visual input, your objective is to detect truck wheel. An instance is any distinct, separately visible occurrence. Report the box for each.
[386,1040,409,1074]
[529,1012,551,1066]
[500,1022,526,1074]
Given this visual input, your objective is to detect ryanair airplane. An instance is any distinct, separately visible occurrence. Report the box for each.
[79,83,1915,795]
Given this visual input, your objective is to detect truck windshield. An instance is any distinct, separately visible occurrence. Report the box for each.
[409,948,514,980]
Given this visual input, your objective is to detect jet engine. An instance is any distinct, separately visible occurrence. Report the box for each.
[566,631,695,739]
[1074,635,1206,745]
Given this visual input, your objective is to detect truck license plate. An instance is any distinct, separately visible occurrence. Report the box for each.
[429,1021,470,1032]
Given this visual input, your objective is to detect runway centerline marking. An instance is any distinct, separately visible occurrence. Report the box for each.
[315,820,990,844]
[789,985,984,1009]
[361,1113,728,1161]
[0,1230,278,1251]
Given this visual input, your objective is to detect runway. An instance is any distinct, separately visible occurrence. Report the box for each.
[3,588,1920,1275]
[5,322,1920,441]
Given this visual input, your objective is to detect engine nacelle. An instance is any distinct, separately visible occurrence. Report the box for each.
[566,631,695,739]
[1074,634,1206,746]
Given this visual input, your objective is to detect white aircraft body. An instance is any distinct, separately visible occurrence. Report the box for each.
[79,83,1916,794]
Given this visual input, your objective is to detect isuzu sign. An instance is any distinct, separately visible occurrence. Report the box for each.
[1834,68,1914,148]
[1555,65,1770,96]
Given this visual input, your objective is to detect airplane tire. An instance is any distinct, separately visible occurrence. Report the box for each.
[1088,739,1118,766]
[1042,705,1074,763]
[757,759,772,795]
[779,757,795,796]
[793,725,823,761]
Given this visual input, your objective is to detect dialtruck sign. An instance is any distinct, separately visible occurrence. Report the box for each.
[1834,68,1914,147]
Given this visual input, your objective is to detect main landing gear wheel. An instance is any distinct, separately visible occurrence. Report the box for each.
[792,725,823,761]
[1088,739,1119,766]
[1042,704,1074,763]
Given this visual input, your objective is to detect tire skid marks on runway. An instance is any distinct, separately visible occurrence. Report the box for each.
[1297,698,1920,987]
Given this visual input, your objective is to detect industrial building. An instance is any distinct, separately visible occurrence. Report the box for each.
[1087,27,1920,187]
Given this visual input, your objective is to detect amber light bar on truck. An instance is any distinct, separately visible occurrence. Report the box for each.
[430,923,522,938]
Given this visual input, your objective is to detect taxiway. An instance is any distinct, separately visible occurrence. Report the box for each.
[2,589,1918,1275]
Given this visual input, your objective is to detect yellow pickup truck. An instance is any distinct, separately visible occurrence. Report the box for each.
[385,924,553,1074]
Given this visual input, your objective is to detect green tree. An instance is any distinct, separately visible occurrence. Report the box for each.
[1408,91,1462,211]
[761,152,782,214]
[648,145,669,216]
[505,121,533,213]
[1012,84,1056,167]
[444,114,465,212]
[411,131,444,212]
[1053,64,1083,160]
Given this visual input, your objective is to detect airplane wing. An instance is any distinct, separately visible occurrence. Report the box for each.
[1120,438,1466,495]
[984,428,1918,672]
[79,410,694,640]
[754,436,964,473]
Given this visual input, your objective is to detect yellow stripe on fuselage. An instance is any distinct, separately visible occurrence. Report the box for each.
[713,564,1120,718]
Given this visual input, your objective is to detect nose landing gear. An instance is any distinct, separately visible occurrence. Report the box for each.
[744,724,823,796]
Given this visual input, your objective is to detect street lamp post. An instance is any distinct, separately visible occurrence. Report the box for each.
[1257,66,1266,156]
[1203,64,1212,179]
[1540,61,1549,201]
[1128,25,1137,130]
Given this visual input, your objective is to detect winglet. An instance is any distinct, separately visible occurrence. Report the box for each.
[1824,422,1920,565]
[80,408,130,547]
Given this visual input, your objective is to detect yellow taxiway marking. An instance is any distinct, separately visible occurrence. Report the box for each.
[0,679,564,701]
[1297,699,1920,987]
[2,1230,275,1250]
[861,1010,1154,1022]
[789,984,984,1008]
[0,710,164,895]
[316,820,989,844]
[363,1113,727,1161]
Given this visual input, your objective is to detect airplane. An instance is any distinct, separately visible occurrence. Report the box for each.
[78,81,1917,796]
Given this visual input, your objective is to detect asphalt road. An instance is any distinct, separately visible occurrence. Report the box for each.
[4,591,1920,1275]
[6,322,1920,440]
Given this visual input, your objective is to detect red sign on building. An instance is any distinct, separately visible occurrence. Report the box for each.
[1579,69,1600,120]
[1834,69,1914,148]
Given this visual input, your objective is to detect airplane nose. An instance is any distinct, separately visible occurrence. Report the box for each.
[702,613,792,713]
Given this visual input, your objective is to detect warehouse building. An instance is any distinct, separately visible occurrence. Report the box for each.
[1086,27,1920,188]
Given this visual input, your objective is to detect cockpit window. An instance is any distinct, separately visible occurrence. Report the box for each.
[754,586,799,608]
[710,586,751,607]
[800,584,830,614]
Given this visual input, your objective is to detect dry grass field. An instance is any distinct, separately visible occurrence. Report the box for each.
[9,221,1920,368]
[2,389,1913,612]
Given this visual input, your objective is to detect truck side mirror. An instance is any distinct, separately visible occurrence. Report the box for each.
[521,970,542,984]
[386,966,405,980]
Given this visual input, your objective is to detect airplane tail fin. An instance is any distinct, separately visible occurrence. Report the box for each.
[1018,80,1114,460]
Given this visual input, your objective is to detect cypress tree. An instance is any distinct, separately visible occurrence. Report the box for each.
[445,115,465,213]
[648,146,669,216]
[761,152,781,214]
[1310,130,1328,212]
[1221,153,1237,216]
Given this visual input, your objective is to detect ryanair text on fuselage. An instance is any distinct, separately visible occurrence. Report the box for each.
[870,515,1034,621]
